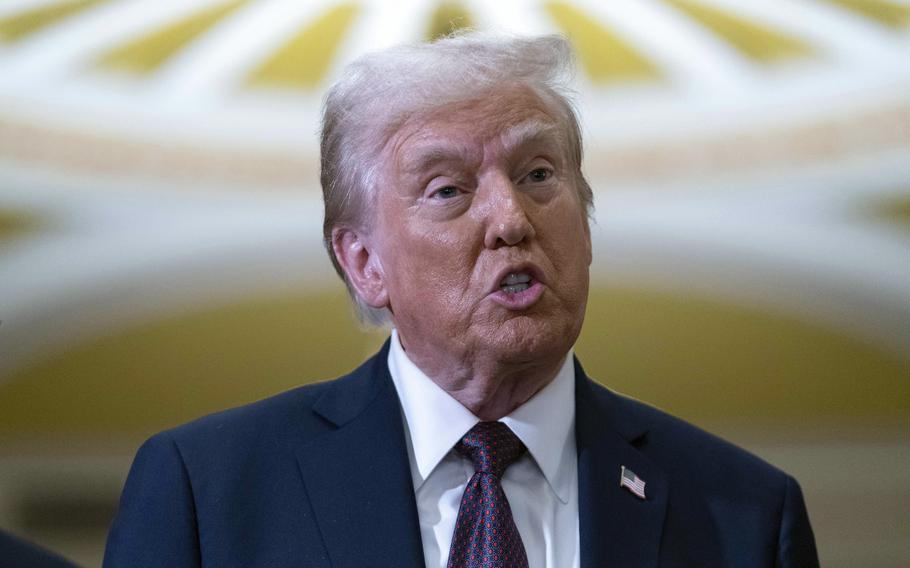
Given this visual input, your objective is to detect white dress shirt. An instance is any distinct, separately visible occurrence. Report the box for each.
[387,330,580,568]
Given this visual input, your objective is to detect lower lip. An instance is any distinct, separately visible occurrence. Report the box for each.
[489,280,545,310]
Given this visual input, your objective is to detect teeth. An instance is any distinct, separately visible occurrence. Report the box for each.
[501,273,531,286]
[502,283,530,294]
[500,272,532,294]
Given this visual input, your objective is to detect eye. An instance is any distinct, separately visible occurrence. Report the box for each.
[432,186,460,199]
[524,168,552,183]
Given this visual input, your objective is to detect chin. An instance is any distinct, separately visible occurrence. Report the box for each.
[484,314,581,364]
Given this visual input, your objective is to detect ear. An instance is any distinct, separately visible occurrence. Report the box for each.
[331,227,390,309]
[583,216,593,267]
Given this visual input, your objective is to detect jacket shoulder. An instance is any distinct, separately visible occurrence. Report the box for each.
[170,378,332,442]
[593,381,793,495]
[157,349,388,464]
[600,386,818,566]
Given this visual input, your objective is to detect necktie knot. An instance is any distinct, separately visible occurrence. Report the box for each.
[455,421,526,478]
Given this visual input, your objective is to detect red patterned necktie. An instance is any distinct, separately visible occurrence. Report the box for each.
[446,421,529,568]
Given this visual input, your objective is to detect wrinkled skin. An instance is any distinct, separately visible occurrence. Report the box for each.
[334,86,592,419]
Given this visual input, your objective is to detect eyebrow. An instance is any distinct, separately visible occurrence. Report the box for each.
[399,146,465,176]
[499,119,563,154]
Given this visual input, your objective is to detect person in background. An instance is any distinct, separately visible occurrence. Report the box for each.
[0,529,78,568]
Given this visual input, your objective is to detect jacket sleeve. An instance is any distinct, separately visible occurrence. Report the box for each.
[776,475,819,568]
[104,432,201,568]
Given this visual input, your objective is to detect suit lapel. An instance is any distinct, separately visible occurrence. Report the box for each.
[575,359,669,568]
[295,342,424,568]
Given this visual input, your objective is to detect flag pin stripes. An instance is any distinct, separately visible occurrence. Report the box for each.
[620,466,646,499]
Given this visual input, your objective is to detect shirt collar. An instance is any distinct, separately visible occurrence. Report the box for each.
[387,329,576,503]
[500,351,576,504]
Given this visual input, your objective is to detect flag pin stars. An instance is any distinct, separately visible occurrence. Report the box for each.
[620,466,646,499]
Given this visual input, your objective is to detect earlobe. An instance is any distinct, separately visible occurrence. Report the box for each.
[331,228,389,309]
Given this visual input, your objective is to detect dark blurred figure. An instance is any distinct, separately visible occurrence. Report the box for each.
[0,529,78,568]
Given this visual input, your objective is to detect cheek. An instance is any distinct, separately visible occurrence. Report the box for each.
[387,231,479,310]
[538,215,591,304]
[541,208,589,261]
[402,215,482,272]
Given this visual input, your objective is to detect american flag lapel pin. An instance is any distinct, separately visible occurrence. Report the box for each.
[620,465,646,499]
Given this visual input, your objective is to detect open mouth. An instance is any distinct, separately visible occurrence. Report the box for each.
[499,272,532,294]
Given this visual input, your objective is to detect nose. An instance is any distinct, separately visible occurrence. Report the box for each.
[482,175,536,249]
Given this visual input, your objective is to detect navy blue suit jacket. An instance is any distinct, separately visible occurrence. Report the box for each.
[105,341,819,567]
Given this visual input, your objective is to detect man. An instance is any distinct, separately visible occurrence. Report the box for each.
[105,34,819,567]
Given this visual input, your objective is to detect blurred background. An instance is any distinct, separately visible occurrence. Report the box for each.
[0,0,908,565]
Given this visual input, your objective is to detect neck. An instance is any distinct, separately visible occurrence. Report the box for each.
[396,332,567,420]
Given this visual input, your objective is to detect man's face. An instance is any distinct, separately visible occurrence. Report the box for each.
[369,86,592,365]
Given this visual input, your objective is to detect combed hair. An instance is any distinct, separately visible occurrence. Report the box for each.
[320,32,592,326]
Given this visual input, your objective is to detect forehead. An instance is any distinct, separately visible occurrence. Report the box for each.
[386,86,566,168]
[422,86,559,136]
